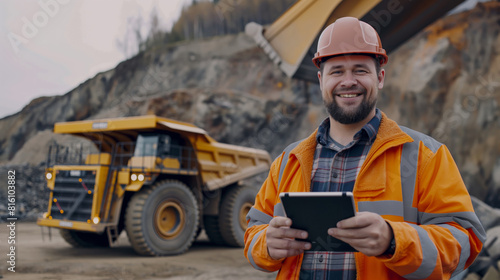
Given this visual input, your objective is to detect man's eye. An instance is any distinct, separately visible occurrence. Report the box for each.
[355,69,368,74]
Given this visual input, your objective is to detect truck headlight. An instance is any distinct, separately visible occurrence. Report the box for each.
[46,172,53,180]
[131,174,137,181]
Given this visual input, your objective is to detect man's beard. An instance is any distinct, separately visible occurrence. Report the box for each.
[324,87,376,124]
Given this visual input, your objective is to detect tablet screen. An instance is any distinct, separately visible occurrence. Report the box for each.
[279,192,357,252]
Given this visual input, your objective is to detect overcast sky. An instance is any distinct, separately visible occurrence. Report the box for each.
[0,0,193,119]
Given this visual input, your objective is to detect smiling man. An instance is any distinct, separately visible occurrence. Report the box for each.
[245,17,485,280]
[319,54,383,146]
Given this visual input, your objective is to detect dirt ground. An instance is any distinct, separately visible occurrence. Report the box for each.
[0,222,277,280]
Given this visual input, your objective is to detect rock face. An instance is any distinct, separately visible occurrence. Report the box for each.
[381,2,500,207]
[0,3,499,210]
[0,33,318,165]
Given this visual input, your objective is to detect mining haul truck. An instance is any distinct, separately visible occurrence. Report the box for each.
[37,115,271,256]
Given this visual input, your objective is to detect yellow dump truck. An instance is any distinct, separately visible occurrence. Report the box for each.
[37,115,271,256]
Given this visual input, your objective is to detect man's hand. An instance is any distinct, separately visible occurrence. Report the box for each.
[328,212,393,256]
[266,216,312,260]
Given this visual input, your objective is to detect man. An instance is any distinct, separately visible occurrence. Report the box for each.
[244,17,485,280]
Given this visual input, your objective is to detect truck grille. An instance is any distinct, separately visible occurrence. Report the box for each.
[51,170,95,222]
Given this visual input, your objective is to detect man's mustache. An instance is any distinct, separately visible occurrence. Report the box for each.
[332,86,367,95]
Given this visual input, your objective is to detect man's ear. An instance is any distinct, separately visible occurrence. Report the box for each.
[318,70,322,90]
[378,69,385,89]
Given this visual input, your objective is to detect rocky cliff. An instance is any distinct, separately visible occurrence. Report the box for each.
[1,2,499,208]
[382,2,500,206]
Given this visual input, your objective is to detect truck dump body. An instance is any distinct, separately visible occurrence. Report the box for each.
[50,115,271,191]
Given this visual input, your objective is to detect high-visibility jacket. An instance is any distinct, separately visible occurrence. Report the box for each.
[244,112,485,280]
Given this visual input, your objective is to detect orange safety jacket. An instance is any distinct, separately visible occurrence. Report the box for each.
[244,112,485,280]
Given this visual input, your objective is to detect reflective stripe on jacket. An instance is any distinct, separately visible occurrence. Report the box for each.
[244,112,485,280]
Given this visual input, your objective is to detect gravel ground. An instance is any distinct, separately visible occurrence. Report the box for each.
[0,222,277,280]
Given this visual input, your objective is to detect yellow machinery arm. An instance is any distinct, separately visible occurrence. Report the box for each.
[246,0,465,83]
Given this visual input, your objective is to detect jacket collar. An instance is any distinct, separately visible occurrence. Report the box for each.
[316,109,382,147]
[291,112,412,161]
[371,112,412,152]
[286,111,413,193]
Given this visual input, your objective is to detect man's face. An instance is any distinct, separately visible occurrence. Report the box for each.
[318,55,385,125]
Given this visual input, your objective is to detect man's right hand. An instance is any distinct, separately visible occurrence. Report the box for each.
[266,216,311,260]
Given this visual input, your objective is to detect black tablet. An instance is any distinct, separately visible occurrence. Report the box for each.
[279,192,357,252]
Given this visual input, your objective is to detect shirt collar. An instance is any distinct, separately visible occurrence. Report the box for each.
[316,108,382,146]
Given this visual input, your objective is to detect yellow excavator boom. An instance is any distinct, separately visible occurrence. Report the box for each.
[246,0,465,83]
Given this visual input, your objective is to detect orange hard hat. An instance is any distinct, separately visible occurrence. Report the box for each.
[312,17,388,68]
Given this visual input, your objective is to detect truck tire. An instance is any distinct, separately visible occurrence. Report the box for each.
[219,184,257,247]
[125,180,199,256]
[203,215,226,245]
[60,229,110,247]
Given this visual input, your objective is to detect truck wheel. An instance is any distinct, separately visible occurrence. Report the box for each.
[219,184,257,247]
[203,215,225,245]
[125,180,199,256]
[60,229,110,247]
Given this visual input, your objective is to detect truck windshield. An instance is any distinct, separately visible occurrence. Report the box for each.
[134,135,159,157]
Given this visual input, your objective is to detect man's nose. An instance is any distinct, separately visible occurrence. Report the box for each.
[340,71,357,88]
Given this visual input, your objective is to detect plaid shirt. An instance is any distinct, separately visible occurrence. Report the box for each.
[299,109,381,280]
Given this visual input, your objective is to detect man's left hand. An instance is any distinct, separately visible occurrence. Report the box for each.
[328,212,393,256]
